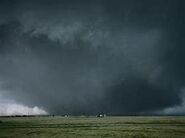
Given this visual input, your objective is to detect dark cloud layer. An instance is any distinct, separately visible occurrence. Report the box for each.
[0,0,185,115]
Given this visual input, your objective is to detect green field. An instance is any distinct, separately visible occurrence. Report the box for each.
[0,116,185,138]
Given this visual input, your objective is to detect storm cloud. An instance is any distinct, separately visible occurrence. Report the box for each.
[0,0,185,115]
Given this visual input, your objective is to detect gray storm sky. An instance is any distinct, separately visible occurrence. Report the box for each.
[0,0,185,115]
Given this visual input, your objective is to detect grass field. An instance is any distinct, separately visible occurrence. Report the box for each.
[0,116,185,138]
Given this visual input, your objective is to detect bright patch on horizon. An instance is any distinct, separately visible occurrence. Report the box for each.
[0,102,47,116]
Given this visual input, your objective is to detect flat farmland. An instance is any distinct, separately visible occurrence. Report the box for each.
[0,116,185,138]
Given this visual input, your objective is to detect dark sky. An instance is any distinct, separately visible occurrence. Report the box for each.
[0,0,185,115]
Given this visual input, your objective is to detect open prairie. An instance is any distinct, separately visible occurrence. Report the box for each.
[0,116,185,138]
